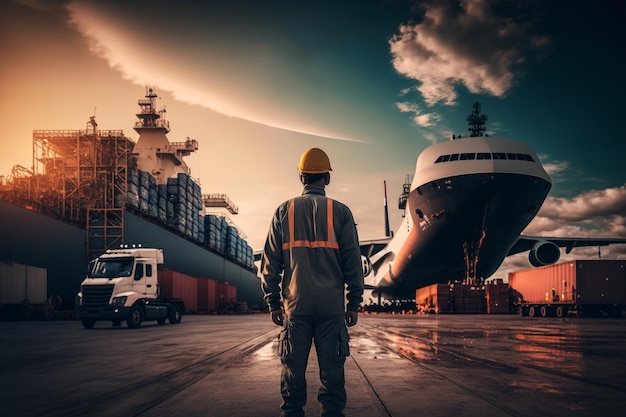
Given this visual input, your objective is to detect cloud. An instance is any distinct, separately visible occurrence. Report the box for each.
[529,184,626,228]
[61,1,365,143]
[413,113,439,127]
[389,0,550,106]
[542,161,569,176]
[395,101,440,127]
[493,184,626,279]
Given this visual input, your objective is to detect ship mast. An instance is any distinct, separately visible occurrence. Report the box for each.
[466,101,488,137]
[134,87,169,132]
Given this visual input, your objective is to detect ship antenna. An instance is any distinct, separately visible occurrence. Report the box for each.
[87,107,98,134]
[467,101,487,137]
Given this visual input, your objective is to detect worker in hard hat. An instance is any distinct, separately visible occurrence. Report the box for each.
[261,147,364,417]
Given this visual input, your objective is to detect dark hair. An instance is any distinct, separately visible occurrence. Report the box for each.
[300,172,329,185]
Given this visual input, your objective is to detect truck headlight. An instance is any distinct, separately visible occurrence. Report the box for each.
[112,296,127,306]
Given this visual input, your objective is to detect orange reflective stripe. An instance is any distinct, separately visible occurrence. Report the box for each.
[327,198,336,245]
[282,198,339,250]
[288,199,295,245]
[286,240,339,249]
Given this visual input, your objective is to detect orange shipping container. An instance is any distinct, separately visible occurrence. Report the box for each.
[509,260,626,305]
[158,269,198,312]
[415,281,510,314]
[415,283,451,313]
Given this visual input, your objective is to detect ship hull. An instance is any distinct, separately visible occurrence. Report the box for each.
[0,200,264,308]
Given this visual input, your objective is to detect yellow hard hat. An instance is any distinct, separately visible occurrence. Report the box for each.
[298,148,332,174]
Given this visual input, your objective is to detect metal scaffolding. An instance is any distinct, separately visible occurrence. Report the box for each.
[0,117,135,258]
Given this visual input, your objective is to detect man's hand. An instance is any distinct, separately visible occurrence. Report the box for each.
[345,310,358,327]
[270,309,284,326]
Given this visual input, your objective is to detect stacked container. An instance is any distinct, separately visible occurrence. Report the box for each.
[223,223,255,269]
[452,284,486,313]
[122,169,256,272]
[126,169,140,209]
[225,225,238,260]
[485,280,510,313]
[166,173,204,242]
[415,283,450,313]
[205,214,225,253]
[415,281,511,314]
[157,184,168,223]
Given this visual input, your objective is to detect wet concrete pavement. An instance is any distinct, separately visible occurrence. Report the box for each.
[1,314,625,417]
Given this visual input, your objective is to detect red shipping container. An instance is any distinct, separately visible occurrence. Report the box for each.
[158,269,198,312]
[509,260,626,305]
[197,277,217,312]
[215,281,238,308]
[215,281,229,308]
[228,284,237,303]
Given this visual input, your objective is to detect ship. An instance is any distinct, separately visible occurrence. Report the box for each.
[0,88,264,309]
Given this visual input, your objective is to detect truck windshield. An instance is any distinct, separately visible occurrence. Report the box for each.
[91,257,134,278]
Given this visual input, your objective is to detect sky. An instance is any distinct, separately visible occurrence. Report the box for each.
[1,0,625,279]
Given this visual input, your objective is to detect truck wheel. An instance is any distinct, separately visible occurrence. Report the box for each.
[127,305,144,328]
[540,306,548,317]
[555,306,564,318]
[82,319,96,329]
[528,306,536,317]
[575,306,584,318]
[168,306,182,324]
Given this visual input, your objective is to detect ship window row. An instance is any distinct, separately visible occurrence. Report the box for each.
[434,152,535,164]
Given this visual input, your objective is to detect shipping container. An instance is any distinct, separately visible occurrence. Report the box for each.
[415,280,510,314]
[485,281,511,314]
[0,262,47,304]
[197,277,217,312]
[158,269,198,313]
[509,260,626,318]
[415,283,450,313]
[215,281,237,311]
[451,284,486,313]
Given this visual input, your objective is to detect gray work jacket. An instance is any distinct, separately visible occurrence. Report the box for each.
[260,184,364,315]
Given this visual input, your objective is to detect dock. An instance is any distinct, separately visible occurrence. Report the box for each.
[1,314,625,417]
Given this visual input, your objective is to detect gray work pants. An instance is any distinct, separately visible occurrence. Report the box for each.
[278,314,350,417]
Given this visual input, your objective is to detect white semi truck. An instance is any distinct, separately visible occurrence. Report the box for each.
[75,246,185,329]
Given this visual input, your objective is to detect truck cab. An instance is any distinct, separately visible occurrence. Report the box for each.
[76,247,184,328]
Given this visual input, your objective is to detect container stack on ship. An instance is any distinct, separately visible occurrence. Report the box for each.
[0,88,263,316]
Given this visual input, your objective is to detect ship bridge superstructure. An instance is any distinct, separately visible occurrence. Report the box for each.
[133,88,198,185]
